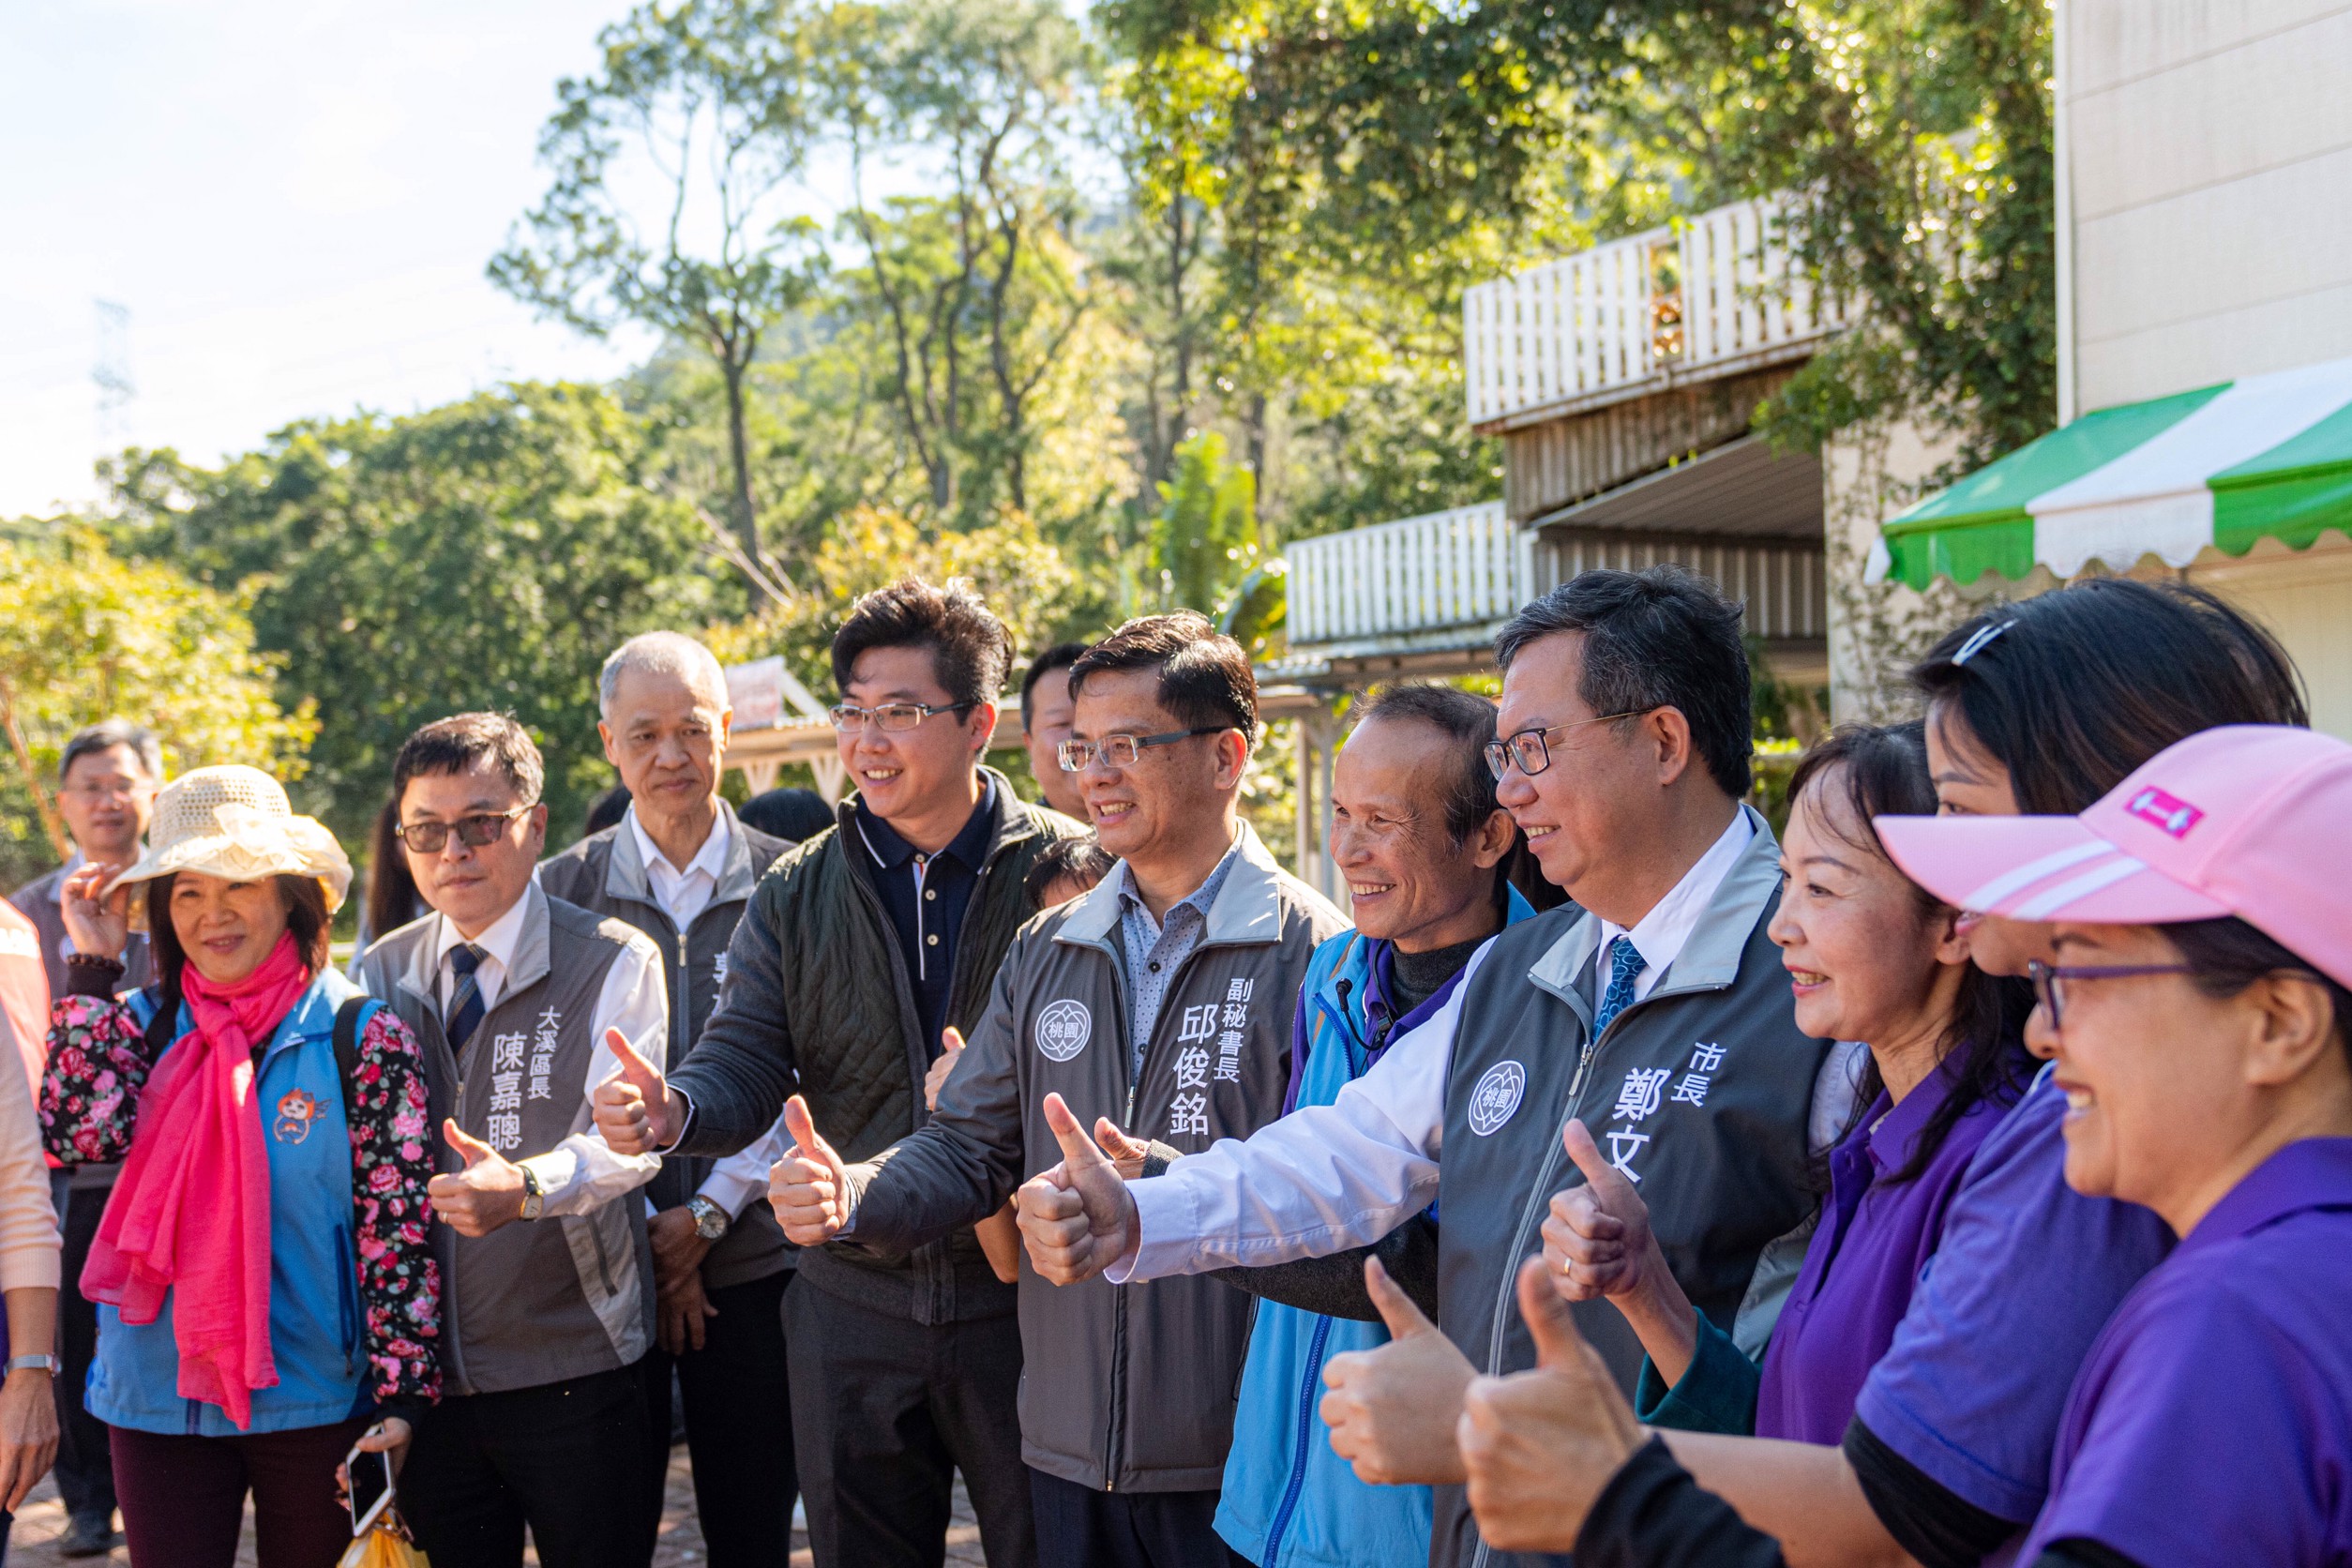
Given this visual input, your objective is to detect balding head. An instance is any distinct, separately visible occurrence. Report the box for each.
[599,632,730,721]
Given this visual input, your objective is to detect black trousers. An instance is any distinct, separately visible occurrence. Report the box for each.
[1027,1470,1253,1568]
[785,1281,1035,1568]
[639,1268,799,1568]
[401,1363,655,1568]
[53,1176,114,1528]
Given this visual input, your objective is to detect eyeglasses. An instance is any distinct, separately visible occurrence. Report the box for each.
[395,805,536,854]
[2027,960,2194,1033]
[1059,728,1229,773]
[1484,710,1655,780]
[828,701,975,733]
[62,780,155,803]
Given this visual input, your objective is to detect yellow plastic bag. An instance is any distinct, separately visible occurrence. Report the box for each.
[339,1523,429,1568]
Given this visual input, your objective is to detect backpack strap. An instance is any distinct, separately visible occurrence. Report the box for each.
[140,972,185,1061]
[332,995,379,1125]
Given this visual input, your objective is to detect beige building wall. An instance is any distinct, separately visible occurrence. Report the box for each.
[2066,1,2352,411]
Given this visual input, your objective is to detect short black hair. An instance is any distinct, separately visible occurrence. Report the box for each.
[1495,566,1754,797]
[1019,641,1090,729]
[740,786,838,844]
[392,713,545,807]
[1357,686,1501,847]
[61,719,163,784]
[583,784,632,837]
[1023,834,1116,907]
[1069,612,1259,744]
[831,579,1012,710]
[1910,579,2306,815]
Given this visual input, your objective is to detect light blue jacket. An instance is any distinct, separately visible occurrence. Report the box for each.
[1215,889,1535,1568]
[90,971,380,1437]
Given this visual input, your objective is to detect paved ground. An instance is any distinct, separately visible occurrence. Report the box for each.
[6,1455,989,1567]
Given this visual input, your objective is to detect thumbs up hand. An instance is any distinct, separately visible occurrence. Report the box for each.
[1318,1257,1478,1485]
[768,1095,852,1246]
[1544,1117,1697,1381]
[1016,1093,1138,1285]
[592,1028,677,1154]
[1457,1258,1646,1552]
[923,1028,966,1112]
[427,1119,530,1237]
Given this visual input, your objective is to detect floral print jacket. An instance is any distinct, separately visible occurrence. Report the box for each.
[41,988,442,1407]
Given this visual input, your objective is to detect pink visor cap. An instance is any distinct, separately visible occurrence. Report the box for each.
[1874,724,2352,991]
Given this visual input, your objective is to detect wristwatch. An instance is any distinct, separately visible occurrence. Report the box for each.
[519,1164,546,1222]
[686,1194,731,1242]
[6,1354,58,1376]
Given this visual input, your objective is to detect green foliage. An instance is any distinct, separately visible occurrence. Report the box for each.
[0,530,313,888]
[103,384,721,848]
[491,0,830,556]
[1148,431,1259,615]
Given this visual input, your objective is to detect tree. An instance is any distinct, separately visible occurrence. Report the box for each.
[1094,0,2056,473]
[492,0,828,562]
[1148,430,1259,614]
[105,384,722,845]
[0,530,313,887]
[817,0,1100,524]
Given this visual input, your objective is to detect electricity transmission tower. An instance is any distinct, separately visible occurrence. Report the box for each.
[93,298,136,457]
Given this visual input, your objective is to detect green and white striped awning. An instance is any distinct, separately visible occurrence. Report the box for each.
[1872,355,2352,590]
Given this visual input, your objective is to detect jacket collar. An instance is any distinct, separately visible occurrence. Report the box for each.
[395,881,551,1014]
[1059,821,1286,949]
[1527,803,1780,1008]
[603,798,761,911]
[835,766,1040,870]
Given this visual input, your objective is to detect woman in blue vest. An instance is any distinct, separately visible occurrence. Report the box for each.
[40,766,440,1568]
[1214,686,1536,1568]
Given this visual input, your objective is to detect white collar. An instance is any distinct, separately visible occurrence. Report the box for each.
[433,887,533,975]
[627,803,728,884]
[1597,809,1756,986]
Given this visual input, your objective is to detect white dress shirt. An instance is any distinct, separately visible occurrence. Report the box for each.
[626,804,789,1223]
[1112,809,1805,1282]
[432,895,666,1216]
[628,806,728,931]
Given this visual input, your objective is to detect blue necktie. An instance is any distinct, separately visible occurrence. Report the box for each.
[1592,936,1646,1039]
[445,942,487,1055]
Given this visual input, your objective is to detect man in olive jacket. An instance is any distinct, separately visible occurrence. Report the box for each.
[761,614,1348,1568]
[594,580,1083,1568]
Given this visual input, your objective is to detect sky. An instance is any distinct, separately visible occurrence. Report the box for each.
[0,0,667,518]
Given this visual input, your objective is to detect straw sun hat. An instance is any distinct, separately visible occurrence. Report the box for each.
[103,764,353,913]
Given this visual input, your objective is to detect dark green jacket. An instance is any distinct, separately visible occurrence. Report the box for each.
[668,770,1087,1323]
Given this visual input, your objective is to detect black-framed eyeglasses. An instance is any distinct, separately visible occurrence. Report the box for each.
[1484,710,1656,780]
[395,804,536,855]
[828,701,976,733]
[1059,728,1229,773]
[2027,960,2195,1033]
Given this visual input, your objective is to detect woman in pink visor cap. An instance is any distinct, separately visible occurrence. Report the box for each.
[1877,723,2352,1568]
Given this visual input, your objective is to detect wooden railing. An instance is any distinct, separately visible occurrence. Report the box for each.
[1286,502,1530,647]
[1463,195,1847,429]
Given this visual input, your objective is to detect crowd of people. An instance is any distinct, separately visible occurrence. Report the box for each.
[0,562,2347,1568]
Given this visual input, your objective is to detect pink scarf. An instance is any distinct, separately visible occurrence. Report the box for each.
[83,933,309,1429]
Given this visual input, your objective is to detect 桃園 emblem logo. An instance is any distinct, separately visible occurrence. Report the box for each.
[1466,1061,1526,1137]
[1035,998,1092,1063]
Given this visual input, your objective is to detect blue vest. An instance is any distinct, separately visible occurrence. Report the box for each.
[1215,890,1534,1568]
[89,970,378,1437]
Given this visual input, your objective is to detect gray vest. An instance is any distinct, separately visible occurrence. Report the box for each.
[536,803,792,1290]
[1430,813,1830,1568]
[358,884,657,1395]
[13,862,149,1192]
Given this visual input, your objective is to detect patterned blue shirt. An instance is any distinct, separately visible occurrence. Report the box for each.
[1115,839,1242,1075]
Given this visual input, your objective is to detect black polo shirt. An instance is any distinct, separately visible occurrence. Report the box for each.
[851,777,996,1057]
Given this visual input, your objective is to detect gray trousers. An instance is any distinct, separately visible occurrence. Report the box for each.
[784,1281,1035,1568]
